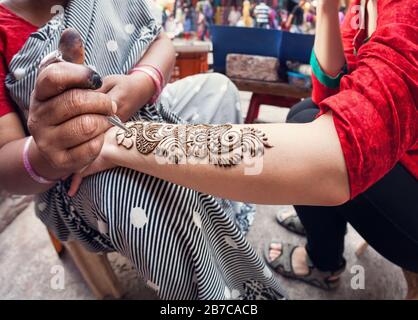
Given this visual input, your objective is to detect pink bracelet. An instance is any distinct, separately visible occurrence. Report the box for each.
[137,64,165,86]
[130,66,162,103]
[129,66,163,104]
[23,136,58,185]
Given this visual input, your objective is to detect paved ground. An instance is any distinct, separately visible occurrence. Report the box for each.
[0,203,407,300]
[0,93,407,300]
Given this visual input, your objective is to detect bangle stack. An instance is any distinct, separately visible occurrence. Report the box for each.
[129,64,165,104]
[22,136,58,185]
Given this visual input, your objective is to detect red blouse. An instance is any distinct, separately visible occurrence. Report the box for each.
[0,4,37,117]
[311,0,418,198]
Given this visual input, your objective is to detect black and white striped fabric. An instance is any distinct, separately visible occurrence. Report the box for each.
[5,0,286,300]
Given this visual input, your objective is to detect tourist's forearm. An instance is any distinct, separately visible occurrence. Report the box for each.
[103,113,350,205]
[314,2,346,77]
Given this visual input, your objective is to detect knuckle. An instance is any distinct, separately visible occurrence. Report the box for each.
[64,89,82,115]
[96,93,112,115]
[43,64,63,88]
[60,153,75,171]
[86,137,102,159]
[78,115,97,136]
[49,152,66,169]
[36,138,50,155]
[27,117,39,135]
[29,90,38,106]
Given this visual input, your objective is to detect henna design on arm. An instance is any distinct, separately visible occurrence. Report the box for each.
[116,122,273,166]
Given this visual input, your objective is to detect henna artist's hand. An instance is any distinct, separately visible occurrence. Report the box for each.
[66,71,156,193]
[68,127,120,196]
[28,29,116,179]
[95,72,155,122]
[28,62,116,178]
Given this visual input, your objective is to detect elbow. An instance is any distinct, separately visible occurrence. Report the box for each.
[159,33,176,59]
[320,172,351,206]
[313,160,351,206]
[324,185,350,206]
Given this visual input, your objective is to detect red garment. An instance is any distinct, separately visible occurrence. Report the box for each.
[0,4,37,117]
[312,0,418,198]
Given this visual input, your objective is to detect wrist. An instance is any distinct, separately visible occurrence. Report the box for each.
[103,125,150,171]
[129,71,155,99]
[102,126,124,165]
[28,139,68,182]
[116,73,155,121]
[129,66,164,104]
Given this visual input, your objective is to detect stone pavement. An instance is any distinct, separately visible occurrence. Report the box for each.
[0,203,406,300]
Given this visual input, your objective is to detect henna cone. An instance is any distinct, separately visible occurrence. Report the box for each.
[58,28,85,65]
[57,28,102,90]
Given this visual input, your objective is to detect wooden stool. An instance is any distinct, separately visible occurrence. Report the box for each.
[48,232,123,299]
[356,241,418,300]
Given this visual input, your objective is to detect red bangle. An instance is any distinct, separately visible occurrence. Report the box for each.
[129,66,162,104]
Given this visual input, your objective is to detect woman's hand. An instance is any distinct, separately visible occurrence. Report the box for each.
[68,126,120,197]
[96,72,155,122]
[28,62,115,180]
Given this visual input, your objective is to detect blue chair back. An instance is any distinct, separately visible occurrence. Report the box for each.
[210,25,314,73]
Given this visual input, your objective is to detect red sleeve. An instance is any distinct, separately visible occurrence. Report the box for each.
[319,0,418,198]
[311,59,344,105]
[0,40,14,117]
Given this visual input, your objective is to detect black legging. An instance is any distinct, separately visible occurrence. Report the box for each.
[286,98,418,273]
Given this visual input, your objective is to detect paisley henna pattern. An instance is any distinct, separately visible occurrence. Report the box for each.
[116,121,273,166]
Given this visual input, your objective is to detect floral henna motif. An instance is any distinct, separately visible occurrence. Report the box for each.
[116,121,273,166]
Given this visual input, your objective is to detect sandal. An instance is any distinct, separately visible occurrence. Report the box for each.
[264,240,345,290]
[276,210,306,236]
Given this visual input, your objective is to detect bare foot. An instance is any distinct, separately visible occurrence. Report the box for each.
[269,243,309,276]
[278,208,297,222]
[269,244,340,281]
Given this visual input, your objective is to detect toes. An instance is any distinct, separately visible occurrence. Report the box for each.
[269,251,279,261]
[279,208,296,221]
[268,247,282,261]
[270,243,282,250]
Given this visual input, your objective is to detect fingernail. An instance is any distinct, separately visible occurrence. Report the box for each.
[112,101,118,114]
[89,71,103,90]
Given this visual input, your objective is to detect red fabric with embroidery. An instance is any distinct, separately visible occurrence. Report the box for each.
[313,0,417,198]
[0,4,37,117]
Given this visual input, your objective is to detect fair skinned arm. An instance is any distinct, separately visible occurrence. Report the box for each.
[72,113,350,206]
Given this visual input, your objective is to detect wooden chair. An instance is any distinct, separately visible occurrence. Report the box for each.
[48,231,123,299]
[230,78,312,123]
[356,241,418,300]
